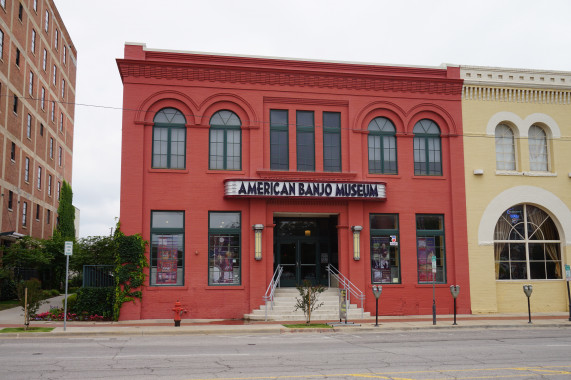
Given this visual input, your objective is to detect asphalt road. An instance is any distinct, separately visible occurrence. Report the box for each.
[1,327,570,379]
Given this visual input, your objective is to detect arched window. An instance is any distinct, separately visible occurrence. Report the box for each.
[495,124,516,170]
[413,119,441,175]
[152,108,186,169]
[368,117,397,174]
[494,204,561,280]
[209,110,241,170]
[529,125,548,171]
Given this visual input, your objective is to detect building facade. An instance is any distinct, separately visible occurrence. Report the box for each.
[118,44,470,320]
[461,66,571,313]
[0,0,76,246]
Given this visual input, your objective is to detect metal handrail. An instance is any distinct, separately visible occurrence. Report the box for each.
[263,265,283,321]
[326,264,365,318]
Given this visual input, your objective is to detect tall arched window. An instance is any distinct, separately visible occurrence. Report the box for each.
[495,124,516,170]
[413,119,441,175]
[152,108,186,169]
[368,117,397,174]
[494,204,561,280]
[529,125,548,171]
[209,110,241,170]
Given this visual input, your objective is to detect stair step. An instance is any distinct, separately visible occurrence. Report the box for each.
[246,286,368,321]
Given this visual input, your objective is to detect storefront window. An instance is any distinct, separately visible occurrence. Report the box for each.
[494,204,561,280]
[150,211,184,286]
[416,214,445,283]
[370,214,400,284]
[208,212,241,285]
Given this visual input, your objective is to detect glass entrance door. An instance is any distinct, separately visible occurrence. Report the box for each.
[278,240,319,287]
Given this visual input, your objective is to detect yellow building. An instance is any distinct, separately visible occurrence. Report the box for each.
[461,66,571,313]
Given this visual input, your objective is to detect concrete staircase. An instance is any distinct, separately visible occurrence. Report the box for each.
[244,288,370,321]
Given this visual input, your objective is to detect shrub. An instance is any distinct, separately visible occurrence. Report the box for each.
[0,278,17,301]
[49,289,60,297]
[73,287,114,320]
[63,293,77,312]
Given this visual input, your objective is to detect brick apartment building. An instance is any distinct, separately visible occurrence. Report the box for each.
[0,0,76,247]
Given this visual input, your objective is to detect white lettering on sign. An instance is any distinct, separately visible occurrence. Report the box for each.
[225,180,386,201]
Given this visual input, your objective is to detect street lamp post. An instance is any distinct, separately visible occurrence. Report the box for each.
[450,285,460,325]
[372,285,382,327]
[523,284,533,324]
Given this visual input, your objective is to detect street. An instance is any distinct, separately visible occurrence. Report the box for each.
[0,327,570,379]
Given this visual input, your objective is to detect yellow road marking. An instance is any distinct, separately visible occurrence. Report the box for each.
[187,366,571,380]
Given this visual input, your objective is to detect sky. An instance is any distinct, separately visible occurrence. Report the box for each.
[53,0,571,238]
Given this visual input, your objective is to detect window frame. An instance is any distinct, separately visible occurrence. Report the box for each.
[26,114,32,139]
[370,214,401,284]
[368,117,398,174]
[208,110,242,171]
[495,124,516,171]
[48,174,52,196]
[323,111,341,172]
[528,125,549,172]
[8,190,13,210]
[37,166,42,189]
[270,109,289,170]
[416,214,446,284]
[151,108,187,170]
[31,29,36,53]
[22,202,28,227]
[296,110,315,171]
[29,71,34,96]
[24,157,30,182]
[494,204,562,281]
[150,210,185,287]
[208,211,241,286]
[413,119,442,176]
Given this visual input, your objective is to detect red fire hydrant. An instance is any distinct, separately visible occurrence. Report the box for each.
[172,300,187,327]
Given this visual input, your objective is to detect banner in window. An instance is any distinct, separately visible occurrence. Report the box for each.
[156,235,178,284]
[417,237,435,282]
[372,237,391,283]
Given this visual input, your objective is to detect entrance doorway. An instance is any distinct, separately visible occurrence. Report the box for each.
[274,216,338,287]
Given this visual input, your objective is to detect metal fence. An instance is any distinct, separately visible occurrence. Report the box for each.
[83,265,114,287]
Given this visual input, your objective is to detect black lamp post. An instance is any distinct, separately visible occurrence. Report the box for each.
[449,285,460,325]
[372,285,382,327]
[523,284,533,324]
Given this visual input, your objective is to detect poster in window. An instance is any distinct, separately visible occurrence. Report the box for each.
[418,237,435,282]
[211,236,235,284]
[372,237,391,283]
[156,235,178,284]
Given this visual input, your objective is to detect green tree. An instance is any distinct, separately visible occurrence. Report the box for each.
[294,280,325,324]
[54,180,75,240]
[17,278,45,329]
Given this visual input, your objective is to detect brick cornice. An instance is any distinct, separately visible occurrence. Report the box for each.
[117,59,463,96]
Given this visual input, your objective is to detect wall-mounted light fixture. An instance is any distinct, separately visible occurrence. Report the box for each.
[351,226,363,261]
[253,224,264,261]
[473,169,484,175]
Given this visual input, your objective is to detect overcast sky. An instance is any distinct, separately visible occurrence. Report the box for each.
[54,0,571,238]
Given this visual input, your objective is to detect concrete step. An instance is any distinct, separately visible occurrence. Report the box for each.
[245,286,367,321]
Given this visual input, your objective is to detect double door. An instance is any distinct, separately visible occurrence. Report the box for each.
[277,238,320,287]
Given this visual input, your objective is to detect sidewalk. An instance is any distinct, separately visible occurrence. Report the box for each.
[1,302,570,337]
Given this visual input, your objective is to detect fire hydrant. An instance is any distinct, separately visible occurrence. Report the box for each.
[172,300,187,327]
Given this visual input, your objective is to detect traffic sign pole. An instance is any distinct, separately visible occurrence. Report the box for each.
[566,265,571,322]
[432,255,436,326]
[63,241,73,332]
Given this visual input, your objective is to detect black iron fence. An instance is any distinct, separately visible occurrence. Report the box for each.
[83,265,114,288]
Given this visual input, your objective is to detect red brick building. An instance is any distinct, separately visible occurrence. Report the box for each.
[0,0,76,245]
[117,43,470,320]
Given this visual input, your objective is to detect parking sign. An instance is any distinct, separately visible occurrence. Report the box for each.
[64,241,73,256]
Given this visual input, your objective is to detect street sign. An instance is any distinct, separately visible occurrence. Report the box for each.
[565,264,571,279]
[64,241,73,256]
[431,255,436,273]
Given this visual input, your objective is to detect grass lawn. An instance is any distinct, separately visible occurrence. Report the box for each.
[0,300,19,311]
[283,323,332,328]
[0,327,54,333]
